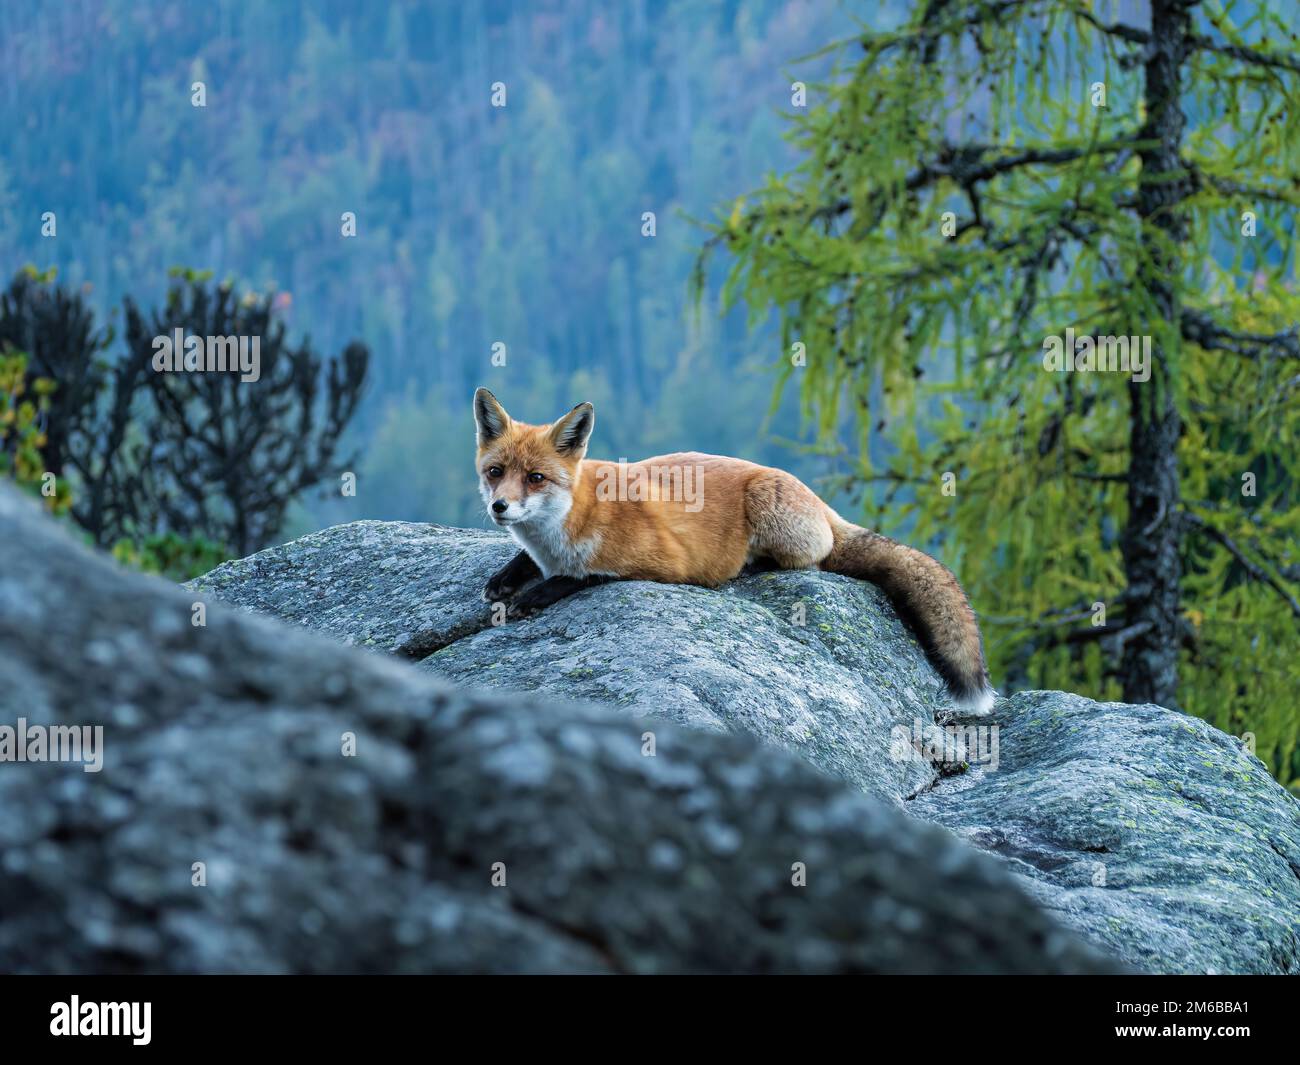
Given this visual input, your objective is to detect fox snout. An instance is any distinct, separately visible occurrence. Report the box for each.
[487,493,528,525]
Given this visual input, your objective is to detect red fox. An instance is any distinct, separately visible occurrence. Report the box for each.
[474,388,995,714]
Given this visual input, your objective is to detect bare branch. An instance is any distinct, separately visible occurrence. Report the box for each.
[799,139,1141,250]
[1066,7,1300,74]
[1066,7,1149,46]
[1181,308,1300,362]
[1188,33,1300,75]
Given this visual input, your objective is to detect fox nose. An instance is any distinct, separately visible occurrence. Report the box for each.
[492,499,508,515]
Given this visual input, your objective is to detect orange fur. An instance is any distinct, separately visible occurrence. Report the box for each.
[473,389,994,710]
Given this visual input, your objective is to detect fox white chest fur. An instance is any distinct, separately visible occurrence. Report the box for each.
[506,494,600,578]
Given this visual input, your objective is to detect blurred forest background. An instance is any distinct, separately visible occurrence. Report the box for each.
[0,0,861,539]
[2,0,1298,790]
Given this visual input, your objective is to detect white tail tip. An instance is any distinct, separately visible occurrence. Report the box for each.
[953,685,996,717]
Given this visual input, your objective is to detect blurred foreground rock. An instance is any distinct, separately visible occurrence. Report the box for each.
[0,493,1116,974]
[193,519,1300,974]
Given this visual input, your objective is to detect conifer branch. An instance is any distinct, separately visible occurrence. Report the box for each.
[1182,511,1300,620]
[1181,310,1300,362]
[1189,168,1300,205]
[808,139,1138,226]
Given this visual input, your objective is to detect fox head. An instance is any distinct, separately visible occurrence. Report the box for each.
[473,388,595,529]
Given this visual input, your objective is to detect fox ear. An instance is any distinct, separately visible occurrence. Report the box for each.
[474,388,511,446]
[549,401,595,456]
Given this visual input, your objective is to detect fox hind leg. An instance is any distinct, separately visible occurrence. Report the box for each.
[744,472,835,570]
[746,471,995,713]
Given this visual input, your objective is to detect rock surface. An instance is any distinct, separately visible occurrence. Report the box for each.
[914,693,1300,975]
[190,521,954,804]
[0,492,1116,974]
[191,519,1300,974]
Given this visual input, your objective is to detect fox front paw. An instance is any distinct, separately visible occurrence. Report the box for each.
[504,594,546,620]
[482,575,518,603]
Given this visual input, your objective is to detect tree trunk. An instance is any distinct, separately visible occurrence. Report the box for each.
[1121,0,1192,708]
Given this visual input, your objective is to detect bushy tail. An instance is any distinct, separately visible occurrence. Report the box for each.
[821,520,994,714]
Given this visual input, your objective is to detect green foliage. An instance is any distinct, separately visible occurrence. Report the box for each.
[701,3,1300,789]
[110,532,230,582]
[0,265,116,500]
[358,383,483,530]
[0,344,229,581]
[0,349,69,513]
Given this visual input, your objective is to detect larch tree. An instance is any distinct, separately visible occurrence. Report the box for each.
[698,0,1300,787]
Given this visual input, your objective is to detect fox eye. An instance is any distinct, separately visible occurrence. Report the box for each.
[486,466,504,479]
[527,472,545,484]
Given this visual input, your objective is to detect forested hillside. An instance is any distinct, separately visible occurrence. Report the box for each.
[6,0,1296,790]
[0,0,864,529]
